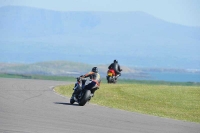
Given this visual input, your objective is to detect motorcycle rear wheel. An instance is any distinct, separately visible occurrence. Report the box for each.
[79,90,91,106]
[107,76,112,83]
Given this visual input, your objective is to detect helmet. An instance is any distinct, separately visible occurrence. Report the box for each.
[114,60,118,63]
[92,67,98,73]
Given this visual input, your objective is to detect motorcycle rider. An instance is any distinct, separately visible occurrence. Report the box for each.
[108,60,122,79]
[71,67,101,101]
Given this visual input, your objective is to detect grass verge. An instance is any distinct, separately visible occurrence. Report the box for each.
[0,73,75,81]
[55,82,200,123]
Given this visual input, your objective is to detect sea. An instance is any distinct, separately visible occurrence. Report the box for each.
[134,72,200,83]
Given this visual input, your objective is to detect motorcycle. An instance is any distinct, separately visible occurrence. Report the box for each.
[70,77,95,106]
[106,69,121,83]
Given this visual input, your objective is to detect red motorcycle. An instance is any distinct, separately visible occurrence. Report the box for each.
[106,69,118,83]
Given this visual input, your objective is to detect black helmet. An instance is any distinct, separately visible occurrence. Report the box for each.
[92,67,98,73]
[114,60,118,63]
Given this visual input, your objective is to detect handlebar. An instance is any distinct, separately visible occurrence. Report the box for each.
[80,77,88,80]
[76,77,88,81]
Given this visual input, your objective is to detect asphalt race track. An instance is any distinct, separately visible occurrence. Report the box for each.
[0,78,199,133]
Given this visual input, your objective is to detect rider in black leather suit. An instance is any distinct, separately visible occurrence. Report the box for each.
[108,60,122,78]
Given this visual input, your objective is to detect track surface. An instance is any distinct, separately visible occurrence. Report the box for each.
[0,78,199,133]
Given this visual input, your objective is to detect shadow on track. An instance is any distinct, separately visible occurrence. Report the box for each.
[54,102,79,106]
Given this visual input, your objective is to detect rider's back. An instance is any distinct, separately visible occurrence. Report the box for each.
[109,62,119,73]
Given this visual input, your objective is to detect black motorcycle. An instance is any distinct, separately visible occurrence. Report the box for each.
[70,77,95,106]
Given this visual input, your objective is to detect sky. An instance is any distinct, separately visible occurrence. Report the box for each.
[0,0,200,27]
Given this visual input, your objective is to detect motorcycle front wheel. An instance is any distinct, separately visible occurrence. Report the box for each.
[70,98,75,104]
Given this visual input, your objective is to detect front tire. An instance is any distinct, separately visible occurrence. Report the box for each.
[70,98,75,104]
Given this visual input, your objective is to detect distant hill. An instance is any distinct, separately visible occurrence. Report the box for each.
[0,61,199,82]
[0,61,145,79]
[0,6,200,69]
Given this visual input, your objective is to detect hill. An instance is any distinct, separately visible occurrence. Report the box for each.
[1,61,200,83]
[0,61,145,79]
[0,6,200,69]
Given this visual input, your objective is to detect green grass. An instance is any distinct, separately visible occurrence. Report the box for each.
[55,83,200,123]
[0,73,75,81]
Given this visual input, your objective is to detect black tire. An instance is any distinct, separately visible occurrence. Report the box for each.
[79,90,91,106]
[108,76,112,83]
[70,98,75,104]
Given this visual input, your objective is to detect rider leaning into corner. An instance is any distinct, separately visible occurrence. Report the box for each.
[108,60,122,79]
[72,67,101,100]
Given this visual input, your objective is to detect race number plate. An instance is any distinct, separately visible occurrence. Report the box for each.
[108,72,112,76]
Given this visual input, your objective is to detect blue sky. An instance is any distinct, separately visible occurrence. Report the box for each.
[0,0,200,27]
